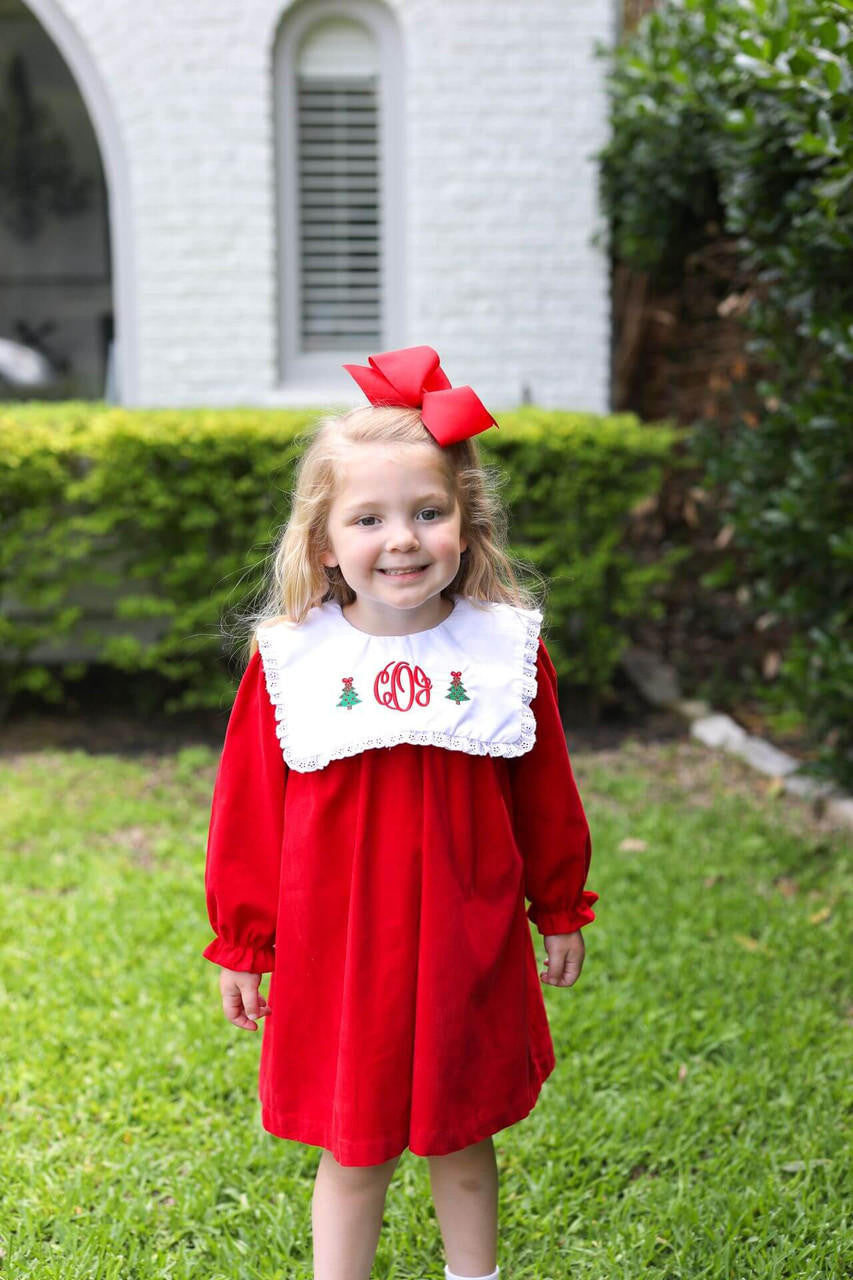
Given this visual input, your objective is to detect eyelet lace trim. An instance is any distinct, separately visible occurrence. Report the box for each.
[257,605,542,772]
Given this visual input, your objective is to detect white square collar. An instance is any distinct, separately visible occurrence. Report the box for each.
[256,596,543,773]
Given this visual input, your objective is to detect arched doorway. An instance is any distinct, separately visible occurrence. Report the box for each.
[0,0,113,399]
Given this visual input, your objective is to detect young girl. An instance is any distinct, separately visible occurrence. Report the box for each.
[203,345,597,1280]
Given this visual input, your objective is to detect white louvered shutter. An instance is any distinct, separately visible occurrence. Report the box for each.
[297,20,382,352]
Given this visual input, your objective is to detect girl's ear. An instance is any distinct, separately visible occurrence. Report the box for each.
[320,547,338,568]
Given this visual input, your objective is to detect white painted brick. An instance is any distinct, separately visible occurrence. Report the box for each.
[48,0,615,409]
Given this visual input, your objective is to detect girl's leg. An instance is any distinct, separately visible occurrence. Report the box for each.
[427,1136,499,1277]
[311,1148,401,1280]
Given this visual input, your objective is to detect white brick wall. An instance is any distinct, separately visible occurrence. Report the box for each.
[40,0,616,411]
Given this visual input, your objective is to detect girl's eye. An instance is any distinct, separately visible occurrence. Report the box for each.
[355,516,379,527]
[418,508,442,522]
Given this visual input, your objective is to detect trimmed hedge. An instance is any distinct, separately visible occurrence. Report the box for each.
[0,403,682,715]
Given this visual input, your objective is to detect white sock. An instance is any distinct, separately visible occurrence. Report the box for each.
[444,1267,499,1280]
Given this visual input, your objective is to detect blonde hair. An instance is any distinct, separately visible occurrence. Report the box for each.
[242,405,543,659]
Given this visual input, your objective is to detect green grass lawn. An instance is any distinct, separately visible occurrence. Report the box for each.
[0,738,850,1279]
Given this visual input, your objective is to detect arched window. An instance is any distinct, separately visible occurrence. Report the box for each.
[274,1,403,387]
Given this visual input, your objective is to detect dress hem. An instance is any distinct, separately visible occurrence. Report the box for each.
[258,1049,557,1166]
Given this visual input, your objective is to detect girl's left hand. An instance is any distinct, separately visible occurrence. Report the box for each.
[541,931,585,987]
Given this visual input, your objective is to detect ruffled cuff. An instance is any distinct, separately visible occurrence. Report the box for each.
[527,890,599,937]
[203,937,276,973]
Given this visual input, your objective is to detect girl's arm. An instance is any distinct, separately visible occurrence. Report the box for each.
[509,637,597,937]
[203,649,286,974]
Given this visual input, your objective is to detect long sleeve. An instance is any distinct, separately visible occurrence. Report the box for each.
[203,650,286,972]
[510,637,598,936]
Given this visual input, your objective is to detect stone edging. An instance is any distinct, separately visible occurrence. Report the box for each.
[620,646,853,831]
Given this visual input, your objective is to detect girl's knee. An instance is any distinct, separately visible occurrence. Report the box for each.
[319,1148,400,1192]
[428,1137,495,1166]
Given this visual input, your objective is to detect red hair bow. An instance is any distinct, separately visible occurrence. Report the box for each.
[342,345,497,447]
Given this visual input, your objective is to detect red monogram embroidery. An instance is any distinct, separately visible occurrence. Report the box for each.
[374,661,432,712]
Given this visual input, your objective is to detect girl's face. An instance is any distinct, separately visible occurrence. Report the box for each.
[321,442,467,634]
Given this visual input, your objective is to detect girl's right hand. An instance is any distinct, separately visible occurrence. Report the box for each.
[218,967,272,1031]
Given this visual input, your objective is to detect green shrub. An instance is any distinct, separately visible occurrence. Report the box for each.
[0,403,681,714]
[598,0,853,785]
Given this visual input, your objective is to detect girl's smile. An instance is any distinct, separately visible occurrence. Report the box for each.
[321,443,467,635]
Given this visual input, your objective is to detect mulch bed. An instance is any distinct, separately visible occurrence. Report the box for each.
[0,701,690,759]
[2,705,846,839]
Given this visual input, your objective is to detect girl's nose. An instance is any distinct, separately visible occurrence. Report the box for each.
[385,521,419,551]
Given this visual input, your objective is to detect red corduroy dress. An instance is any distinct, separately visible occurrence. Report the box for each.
[203,637,596,1166]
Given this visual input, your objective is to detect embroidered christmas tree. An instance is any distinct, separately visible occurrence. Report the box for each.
[446,670,470,705]
[337,676,361,710]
